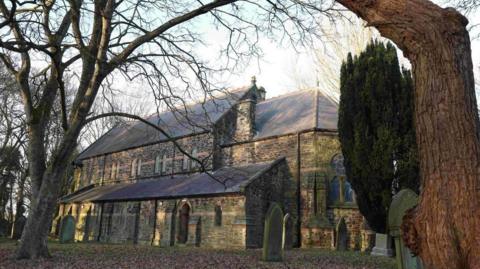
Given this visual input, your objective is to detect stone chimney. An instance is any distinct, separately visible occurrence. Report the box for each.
[233,77,260,142]
[250,76,266,102]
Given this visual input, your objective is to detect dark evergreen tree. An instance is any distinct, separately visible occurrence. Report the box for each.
[338,40,419,233]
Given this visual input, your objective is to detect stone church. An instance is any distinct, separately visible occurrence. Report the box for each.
[55,78,374,250]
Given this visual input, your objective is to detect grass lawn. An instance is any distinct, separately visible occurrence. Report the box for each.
[0,238,395,269]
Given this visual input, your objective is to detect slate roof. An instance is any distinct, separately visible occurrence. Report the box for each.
[254,89,338,139]
[61,183,129,203]
[61,159,283,203]
[77,87,338,160]
[77,86,251,160]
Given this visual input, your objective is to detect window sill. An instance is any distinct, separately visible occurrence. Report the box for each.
[328,203,358,209]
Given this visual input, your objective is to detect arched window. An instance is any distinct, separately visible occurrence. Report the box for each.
[182,153,189,171]
[131,159,137,177]
[344,180,355,202]
[191,148,198,169]
[178,203,190,244]
[214,205,222,226]
[329,177,340,203]
[137,159,142,176]
[110,163,116,180]
[154,155,162,174]
[115,163,120,180]
[161,155,167,174]
[330,153,346,176]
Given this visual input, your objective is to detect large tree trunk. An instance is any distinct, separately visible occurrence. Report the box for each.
[16,123,81,258]
[337,0,479,268]
[16,168,68,259]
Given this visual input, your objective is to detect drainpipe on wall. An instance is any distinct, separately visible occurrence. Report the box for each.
[151,200,158,246]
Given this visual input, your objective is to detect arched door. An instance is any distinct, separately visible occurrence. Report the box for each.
[178,204,190,244]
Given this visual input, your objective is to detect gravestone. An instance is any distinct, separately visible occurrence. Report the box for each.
[59,215,76,243]
[388,189,423,269]
[371,233,394,256]
[262,203,284,262]
[335,217,348,251]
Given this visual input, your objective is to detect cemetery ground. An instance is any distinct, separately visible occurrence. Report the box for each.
[0,238,395,269]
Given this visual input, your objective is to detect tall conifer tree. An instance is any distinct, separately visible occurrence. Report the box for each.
[338,40,419,233]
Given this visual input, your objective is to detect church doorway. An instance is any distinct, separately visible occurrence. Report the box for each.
[178,203,190,244]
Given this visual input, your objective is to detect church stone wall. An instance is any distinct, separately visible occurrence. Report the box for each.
[327,207,365,250]
[62,87,372,251]
[220,131,368,250]
[220,131,342,246]
[58,159,293,249]
[60,195,248,248]
[244,160,293,248]
[74,133,215,190]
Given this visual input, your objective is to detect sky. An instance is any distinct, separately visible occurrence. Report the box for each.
[193,1,480,100]
[226,12,480,101]
[106,1,480,114]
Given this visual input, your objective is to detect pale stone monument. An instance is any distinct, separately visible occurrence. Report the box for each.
[262,203,284,262]
[388,189,423,269]
[371,233,394,256]
[59,215,75,243]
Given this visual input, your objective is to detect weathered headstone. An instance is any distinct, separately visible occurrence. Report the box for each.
[262,203,284,262]
[335,217,348,251]
[371,233,394,256]
[59,215,76,243]
[388,189,423,269]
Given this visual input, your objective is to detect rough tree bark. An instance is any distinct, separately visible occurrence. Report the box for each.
[337,0,479,268]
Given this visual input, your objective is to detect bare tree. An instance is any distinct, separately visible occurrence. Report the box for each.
[442,0,480,40]
[1,0,478,266]
[0,0,344,259]
[312,15,377,102]
[0,62,28,237]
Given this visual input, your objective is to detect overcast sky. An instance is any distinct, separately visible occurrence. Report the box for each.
[109,1,480,114]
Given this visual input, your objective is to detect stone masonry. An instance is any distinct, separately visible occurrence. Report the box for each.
[56,80,373,250]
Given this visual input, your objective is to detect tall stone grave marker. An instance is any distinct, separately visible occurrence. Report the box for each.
[262,203,284,262]
[59,215,76,243]
[388,189,423,269]
[335,217,348,251]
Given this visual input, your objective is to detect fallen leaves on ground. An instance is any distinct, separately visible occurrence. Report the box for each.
[0,239,395,269]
